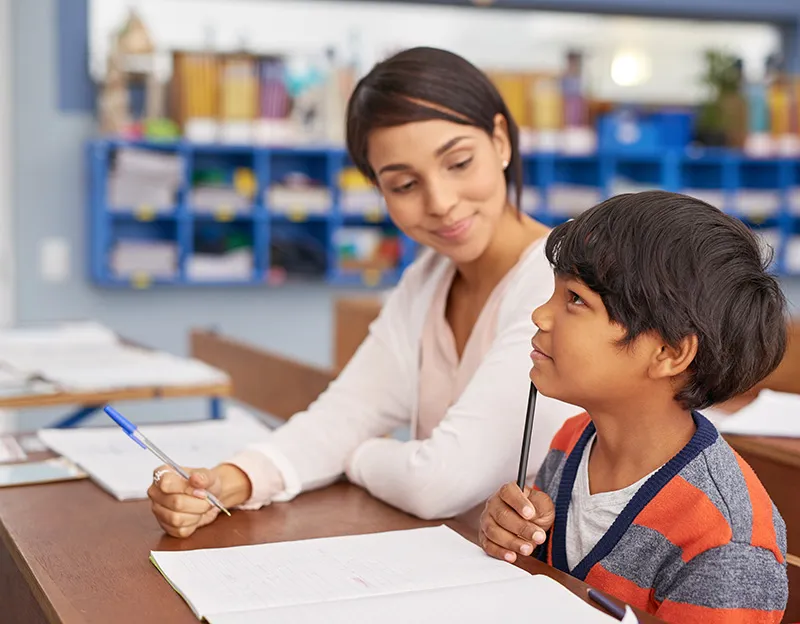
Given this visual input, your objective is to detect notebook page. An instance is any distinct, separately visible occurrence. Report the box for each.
[204,575,619,624]
[715,389,800,437]
[150,526,531,618]
[38,408,272,500]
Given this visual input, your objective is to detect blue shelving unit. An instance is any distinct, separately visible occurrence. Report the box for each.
[87,138,415,288]
[87,139,800,288]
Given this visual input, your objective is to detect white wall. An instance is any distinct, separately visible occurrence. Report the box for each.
[90,0,780,105]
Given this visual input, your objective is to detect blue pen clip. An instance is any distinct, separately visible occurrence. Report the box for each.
[103,405,146,449]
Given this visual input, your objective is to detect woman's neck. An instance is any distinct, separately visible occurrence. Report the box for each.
[455,209,548,294]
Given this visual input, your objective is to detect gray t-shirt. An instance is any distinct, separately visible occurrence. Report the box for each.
[566,434,660,570]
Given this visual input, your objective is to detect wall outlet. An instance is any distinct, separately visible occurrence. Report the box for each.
[40,237,70,282]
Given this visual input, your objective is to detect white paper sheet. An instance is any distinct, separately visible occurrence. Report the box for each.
[715,390,800,438]
[0,435,26,463]
[205,575,620,624]
[38,408,272,500]
[151,526,618,623]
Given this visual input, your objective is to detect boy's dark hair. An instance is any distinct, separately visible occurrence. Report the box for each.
[545,190,787,410]
[345,46,523,209]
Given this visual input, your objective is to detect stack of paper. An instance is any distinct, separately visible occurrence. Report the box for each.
[715,389,800,438]
[107,147,183,211]
[150,526,623,624]
[110,240,179,279]
[0,321,229,392]
[38,409,272,500]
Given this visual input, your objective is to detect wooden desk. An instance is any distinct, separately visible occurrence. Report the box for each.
[0,381,231,411]
[0,475,662,623]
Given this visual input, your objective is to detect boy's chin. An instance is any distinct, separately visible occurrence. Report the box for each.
[528,369,574,405]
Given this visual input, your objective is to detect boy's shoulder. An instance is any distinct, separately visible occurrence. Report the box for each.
[548,412,592,454]
[637,430,786,564]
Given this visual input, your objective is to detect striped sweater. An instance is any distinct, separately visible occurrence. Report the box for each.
[534,412,788,623]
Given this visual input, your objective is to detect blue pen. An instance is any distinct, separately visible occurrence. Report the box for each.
[103,405,230,517]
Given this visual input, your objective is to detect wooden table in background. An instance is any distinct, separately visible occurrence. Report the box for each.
[0,460,662,624]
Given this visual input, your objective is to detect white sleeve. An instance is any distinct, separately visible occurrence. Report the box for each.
[227,266,421,506]
[345,306,582,520]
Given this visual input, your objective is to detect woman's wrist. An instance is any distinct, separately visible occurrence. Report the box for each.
[215,463,253,507]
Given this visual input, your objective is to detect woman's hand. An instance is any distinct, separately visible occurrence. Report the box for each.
[479,482,555,563]
[147,464,251,538]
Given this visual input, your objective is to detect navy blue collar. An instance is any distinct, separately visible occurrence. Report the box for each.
[550,411,718,580]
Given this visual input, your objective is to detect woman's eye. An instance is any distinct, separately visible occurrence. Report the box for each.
[391,180,416,194]
[450,157,473,171]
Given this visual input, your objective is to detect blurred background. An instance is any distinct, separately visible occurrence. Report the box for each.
[2,0,800,428]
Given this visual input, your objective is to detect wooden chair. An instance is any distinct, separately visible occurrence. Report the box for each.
[189,329,335,421]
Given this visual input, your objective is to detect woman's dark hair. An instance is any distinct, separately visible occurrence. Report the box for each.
[345,46,523,210]
[545,190,788,410]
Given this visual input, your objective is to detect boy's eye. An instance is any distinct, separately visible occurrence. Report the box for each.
[568,290,585,306]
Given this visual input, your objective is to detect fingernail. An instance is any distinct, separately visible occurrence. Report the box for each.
[504,552,516,563]
[520,543,533,556]
[192,489,207,499]
[522,506,534,519]
[533,530,546,544]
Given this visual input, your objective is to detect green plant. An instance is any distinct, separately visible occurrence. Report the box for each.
[695,50,741,143]
[700,50,742,97]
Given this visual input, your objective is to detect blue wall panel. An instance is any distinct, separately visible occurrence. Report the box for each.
[57,0,94,112]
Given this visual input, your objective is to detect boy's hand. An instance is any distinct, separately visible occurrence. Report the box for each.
[479,483,555,563]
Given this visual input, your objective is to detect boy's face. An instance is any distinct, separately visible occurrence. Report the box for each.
[530,274,665,410]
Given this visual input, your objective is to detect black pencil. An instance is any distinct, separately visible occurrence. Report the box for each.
[516,382,538,490]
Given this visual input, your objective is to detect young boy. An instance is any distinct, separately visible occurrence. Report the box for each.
[479,191,788,623]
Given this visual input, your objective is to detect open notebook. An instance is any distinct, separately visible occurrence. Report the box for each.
[150,526,624,623]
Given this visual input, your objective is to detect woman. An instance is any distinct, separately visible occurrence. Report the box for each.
[148,47,581,538]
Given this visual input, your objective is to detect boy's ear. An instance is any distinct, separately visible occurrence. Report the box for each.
[649,335,698,380]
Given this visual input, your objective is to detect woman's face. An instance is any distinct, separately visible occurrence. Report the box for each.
[367,115,512,265]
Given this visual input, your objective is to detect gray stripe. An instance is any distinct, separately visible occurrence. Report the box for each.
[657,542,788,611]
[534,449,565,501]
[773,502,787,557]
[680,438,752,543]
[601,523,684,590]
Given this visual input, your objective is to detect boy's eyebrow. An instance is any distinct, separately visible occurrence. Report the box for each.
[563,277,601,301]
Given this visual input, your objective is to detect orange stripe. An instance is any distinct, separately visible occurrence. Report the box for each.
[656,600,784,624]
[635,475,731,561]
[585,564,656,613]
[549,413,591,455]
[733,452,784,564]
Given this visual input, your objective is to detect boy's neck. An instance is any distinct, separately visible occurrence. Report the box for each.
[586,401,697,495]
